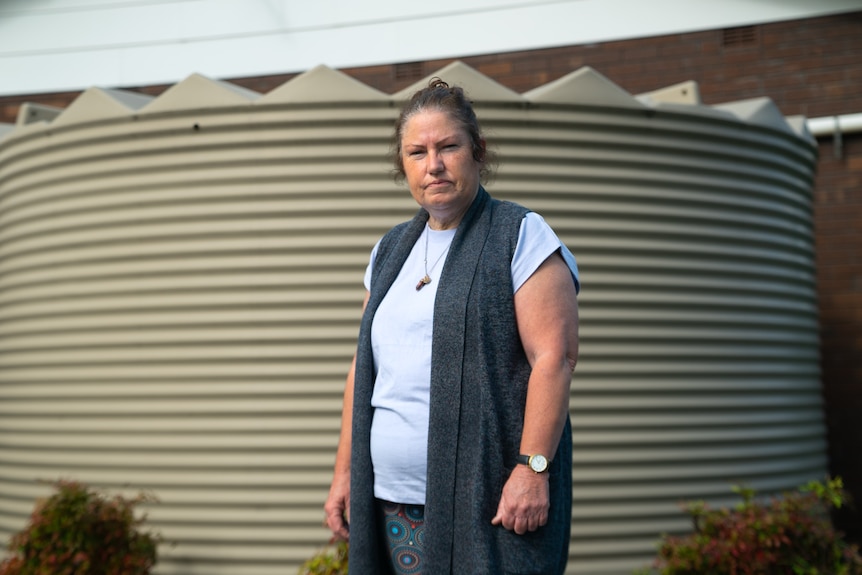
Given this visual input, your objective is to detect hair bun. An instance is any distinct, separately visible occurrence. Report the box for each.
[428,77,450,90]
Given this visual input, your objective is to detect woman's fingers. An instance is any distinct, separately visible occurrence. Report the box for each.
[323,484,351,540]
[491,468,549,534]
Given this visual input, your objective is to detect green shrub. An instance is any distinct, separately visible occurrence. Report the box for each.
[638,477,862,575]
[0,480,159,575]
[298,540,348,575]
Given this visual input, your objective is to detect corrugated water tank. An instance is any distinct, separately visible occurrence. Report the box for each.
[0,62,824,575]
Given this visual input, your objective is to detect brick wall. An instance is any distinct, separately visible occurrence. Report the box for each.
[1,8,860,541]
[814,133,862,543]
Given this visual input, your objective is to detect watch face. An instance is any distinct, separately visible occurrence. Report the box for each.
[529,454,548,473]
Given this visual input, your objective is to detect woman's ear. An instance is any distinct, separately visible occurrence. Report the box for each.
[475,137,487,163]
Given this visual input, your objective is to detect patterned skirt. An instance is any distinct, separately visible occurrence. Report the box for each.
[376,499,427,575]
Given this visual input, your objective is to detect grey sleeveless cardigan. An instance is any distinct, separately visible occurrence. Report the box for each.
[349,188,572,574]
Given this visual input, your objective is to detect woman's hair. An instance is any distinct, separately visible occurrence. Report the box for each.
[391,77,497,183]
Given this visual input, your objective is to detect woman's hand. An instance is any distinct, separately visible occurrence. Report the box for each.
[490,465,550,534]
[324,472,351,541]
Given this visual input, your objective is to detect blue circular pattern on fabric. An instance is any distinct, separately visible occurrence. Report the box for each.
[393,545,422,574]
[385,515,410,545]
[405,504,424,522]
[379,500,427,574]
[413,524,426,548]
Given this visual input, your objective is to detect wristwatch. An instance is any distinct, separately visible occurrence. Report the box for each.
[516,453,549,473]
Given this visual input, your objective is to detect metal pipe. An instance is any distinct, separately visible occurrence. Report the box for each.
[806,112,862,158]
[806,112,862,137]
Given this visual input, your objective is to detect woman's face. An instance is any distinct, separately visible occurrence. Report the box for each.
[400,109,483,228]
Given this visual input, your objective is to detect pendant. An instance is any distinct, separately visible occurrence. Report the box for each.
[415,275,431,291]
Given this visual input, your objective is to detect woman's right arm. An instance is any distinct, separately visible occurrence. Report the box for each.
[324,290,370,541]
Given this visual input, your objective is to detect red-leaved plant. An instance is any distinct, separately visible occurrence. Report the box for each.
[0,480,159,575]
[298,539,348,575]
[637,476,862,575]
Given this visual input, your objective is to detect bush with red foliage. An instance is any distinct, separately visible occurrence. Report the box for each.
[640,477,862,575]
[0,480,159,575]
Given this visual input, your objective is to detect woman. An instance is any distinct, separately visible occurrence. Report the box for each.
[325,78,580,575]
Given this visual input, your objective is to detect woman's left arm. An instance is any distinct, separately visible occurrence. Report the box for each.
[491,250,579,535]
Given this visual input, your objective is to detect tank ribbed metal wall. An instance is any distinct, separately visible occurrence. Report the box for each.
[0,62,823,574]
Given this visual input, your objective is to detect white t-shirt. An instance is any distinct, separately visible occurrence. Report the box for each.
[364,212,579,504]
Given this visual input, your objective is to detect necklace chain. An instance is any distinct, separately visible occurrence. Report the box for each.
[416,226,452,291]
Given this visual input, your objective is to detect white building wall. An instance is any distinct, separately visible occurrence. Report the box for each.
[1,0,860,96]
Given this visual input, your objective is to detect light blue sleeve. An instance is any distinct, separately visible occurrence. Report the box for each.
[511,212,580,294]
[363,239,381,291]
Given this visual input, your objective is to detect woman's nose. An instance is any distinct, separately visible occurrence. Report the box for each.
[427,151,444,173]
